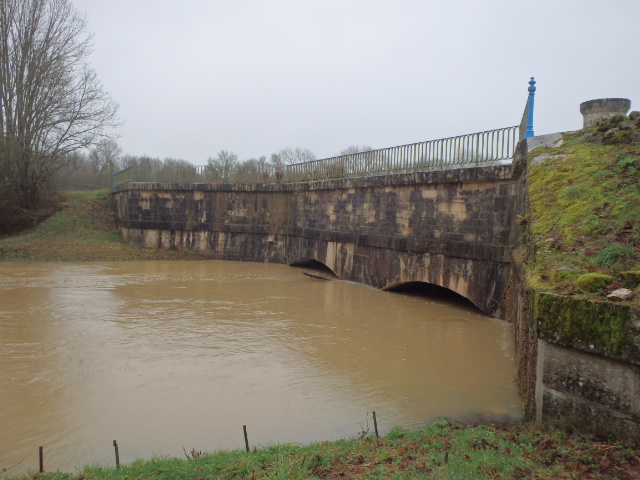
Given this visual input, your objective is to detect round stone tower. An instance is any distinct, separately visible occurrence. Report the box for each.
[580,98,631,128]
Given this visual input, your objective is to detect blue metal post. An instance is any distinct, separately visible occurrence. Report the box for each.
[525,77,536,138]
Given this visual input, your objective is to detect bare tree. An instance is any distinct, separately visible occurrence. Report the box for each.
[206,150,238,182]
[339,145,373,156]
[162,157,193,167]
[234,156,269,183]
[0,0,119,205]
[120,154,163,168]
[243,155,268,167]
[276,147,316,165]
[89,138,122,174]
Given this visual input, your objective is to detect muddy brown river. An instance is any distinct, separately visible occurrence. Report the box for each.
[0,260,520,476]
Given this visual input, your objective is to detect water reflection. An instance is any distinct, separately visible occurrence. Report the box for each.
[0,261,520,476]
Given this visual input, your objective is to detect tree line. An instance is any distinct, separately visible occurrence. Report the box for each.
[53,141,374,190]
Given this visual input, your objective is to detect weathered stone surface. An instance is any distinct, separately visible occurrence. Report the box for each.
[113,164,518,316]
[608,288,634,301]
[603,127,620,140]
[537,341,640,442]
[536,292,635,362]
[540,389,640,443]
[533,294,640,442]
[541,341,639,412]
[585,109,640,146]
[580,98,631,128]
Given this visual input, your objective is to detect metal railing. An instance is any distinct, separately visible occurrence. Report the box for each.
[284,125,519,183]
[112,125,520,187]
[112,163,285,187]
[112,79,539,187]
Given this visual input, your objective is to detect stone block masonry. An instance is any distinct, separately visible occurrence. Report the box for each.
[537,340,640,443]
[534,293,640,442]
[113,164,519,317]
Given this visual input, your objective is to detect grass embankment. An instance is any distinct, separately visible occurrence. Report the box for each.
[0,190,204,262]
[525,119,640,304]
[9,422,640,480]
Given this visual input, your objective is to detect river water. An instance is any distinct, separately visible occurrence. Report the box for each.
[0,260,520,476]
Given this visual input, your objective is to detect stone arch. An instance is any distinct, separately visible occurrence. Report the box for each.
[289,257,339,278]
[382,280,486,314]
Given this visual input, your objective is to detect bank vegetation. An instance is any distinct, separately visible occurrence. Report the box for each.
[0,190,203,261]
[523,113,640,306]
[6,421,640,480]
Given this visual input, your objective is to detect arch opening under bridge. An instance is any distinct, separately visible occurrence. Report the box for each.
[289,257,339,278]
[382,280,484,314]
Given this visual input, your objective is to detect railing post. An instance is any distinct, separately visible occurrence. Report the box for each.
[525,76,536,138]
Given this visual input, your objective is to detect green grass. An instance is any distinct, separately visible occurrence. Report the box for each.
[0,190,205,262]
[8,421,640,479]
[594,243,637,266]
[526,130,640,300]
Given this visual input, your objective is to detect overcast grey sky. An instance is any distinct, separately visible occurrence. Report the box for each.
[71,0,639,164]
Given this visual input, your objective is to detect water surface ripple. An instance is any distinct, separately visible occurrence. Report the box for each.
[0,260,520,476]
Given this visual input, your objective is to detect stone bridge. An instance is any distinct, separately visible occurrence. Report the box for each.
[112,113,640,442]
[112,162,522,317]
[112,96,640,442]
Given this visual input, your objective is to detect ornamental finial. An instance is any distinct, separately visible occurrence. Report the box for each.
[525,77,536,138]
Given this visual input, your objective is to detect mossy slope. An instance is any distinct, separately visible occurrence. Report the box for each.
[527,120,640,304]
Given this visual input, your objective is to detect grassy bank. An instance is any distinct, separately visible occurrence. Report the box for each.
[525,121,640,304]
[0,190,204,262]
[8,421,640,480]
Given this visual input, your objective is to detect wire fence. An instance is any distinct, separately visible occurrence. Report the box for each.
[15,412,382,475]
[112,125,520,187]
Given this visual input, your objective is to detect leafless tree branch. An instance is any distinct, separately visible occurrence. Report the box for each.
[0,0,119,203]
